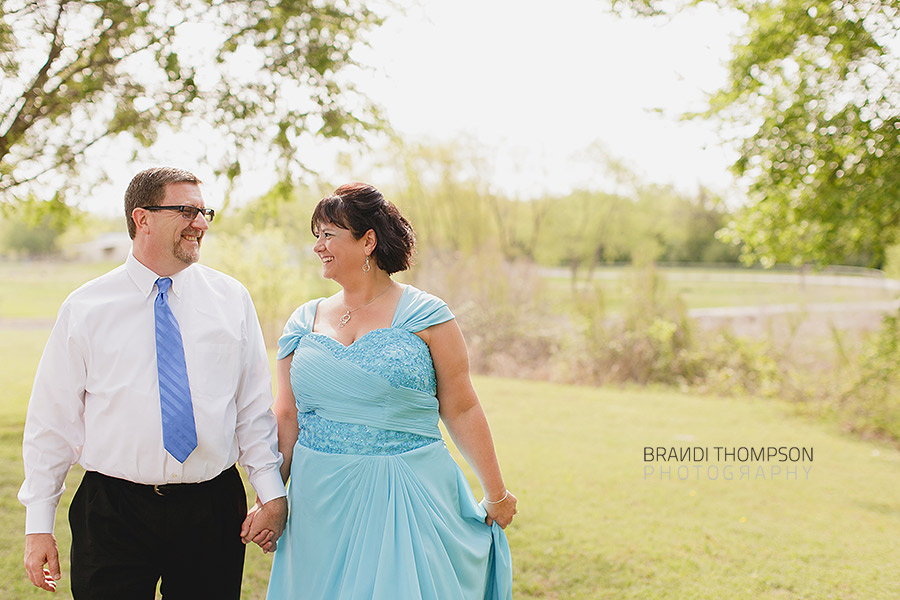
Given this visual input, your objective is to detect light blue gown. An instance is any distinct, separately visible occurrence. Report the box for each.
[267,285,513,599]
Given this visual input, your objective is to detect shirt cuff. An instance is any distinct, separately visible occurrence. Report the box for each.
[24,502,58,535]
[250,469,287,505]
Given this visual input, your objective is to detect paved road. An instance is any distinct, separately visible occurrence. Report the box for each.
[542,266,900,322]
[688,299,900,319]
[541,266,900,291]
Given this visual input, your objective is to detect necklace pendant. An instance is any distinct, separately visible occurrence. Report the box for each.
[338,311,351,328]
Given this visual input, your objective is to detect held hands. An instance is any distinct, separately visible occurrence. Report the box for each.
[482,490,518,529]
[24,533,61,592]
[240,496,288,553]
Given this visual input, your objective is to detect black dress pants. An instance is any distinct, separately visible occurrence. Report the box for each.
[69,466,247,600]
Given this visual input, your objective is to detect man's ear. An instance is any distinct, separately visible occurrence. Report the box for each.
[132,207,150,235]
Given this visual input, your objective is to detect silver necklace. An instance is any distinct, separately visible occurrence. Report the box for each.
[339,284,392,328]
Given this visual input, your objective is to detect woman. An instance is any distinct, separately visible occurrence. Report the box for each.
[261,183,516,599]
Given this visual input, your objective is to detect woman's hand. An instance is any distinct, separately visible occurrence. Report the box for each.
[241,498,277,553]
[483,490,518,529]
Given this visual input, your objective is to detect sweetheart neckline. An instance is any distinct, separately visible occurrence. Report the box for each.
[308,328,390,348]
[307,328,419,349]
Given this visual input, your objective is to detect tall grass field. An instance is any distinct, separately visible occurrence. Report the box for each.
[2,261,900,598]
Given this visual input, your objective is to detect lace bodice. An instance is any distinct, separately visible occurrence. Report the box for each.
[306,329,438,394]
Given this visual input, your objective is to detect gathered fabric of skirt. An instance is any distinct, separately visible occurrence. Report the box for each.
[267,286,513,600]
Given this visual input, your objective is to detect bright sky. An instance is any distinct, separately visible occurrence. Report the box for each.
[85,0,747,215]
[352,0,746,196]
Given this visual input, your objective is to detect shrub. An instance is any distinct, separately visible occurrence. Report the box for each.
[566,262,703,386]
[407,247,560,380]
[838,311,900,440]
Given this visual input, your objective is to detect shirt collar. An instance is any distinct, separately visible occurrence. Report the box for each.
[125,250,191,299]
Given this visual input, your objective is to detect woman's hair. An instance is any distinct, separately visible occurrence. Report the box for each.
[311,183,416,275]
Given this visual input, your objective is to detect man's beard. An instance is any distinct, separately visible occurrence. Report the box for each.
[173,231,201,265]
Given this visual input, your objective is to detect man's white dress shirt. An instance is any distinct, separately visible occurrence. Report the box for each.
[19,252,286,534]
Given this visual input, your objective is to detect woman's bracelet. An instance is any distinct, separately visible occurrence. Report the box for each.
[482,489,509,505]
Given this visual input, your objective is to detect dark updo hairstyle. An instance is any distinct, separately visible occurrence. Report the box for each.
[311,183,416,275]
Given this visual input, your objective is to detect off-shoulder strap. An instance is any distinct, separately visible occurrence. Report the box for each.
[391,285,454,333]
[276,298,323,359]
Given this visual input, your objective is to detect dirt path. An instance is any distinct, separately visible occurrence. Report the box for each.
[690,299,900,336]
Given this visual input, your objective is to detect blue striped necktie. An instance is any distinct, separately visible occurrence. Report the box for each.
[154,277,197,463]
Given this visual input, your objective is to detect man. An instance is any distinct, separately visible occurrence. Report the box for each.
[19,167,287,598]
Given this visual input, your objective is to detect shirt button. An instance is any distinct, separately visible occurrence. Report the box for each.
[170,474,179,479]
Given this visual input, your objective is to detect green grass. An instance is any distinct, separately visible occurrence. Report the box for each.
[3,261,900,598]
[4,327,900,597]
[0,261,119,319]
[457,378,900,599]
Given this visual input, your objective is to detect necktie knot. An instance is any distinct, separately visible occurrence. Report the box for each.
[156,277,172,296]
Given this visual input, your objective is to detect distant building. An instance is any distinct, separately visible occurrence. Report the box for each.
[68,232,132,262]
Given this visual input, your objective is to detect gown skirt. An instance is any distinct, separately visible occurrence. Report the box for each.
[266,439,512,599]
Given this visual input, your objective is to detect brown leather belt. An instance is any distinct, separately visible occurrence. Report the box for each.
[91,465,237,497]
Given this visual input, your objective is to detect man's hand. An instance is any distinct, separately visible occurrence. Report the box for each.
[24,533,61,592]
[240,496,288,553]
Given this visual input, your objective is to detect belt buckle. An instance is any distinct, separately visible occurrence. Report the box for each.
[153,484,164,496]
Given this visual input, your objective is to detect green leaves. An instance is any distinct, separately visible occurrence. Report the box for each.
[0,0,384,202]
[615,0,900,267]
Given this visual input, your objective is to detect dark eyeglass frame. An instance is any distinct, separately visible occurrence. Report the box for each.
[140,205,215,222]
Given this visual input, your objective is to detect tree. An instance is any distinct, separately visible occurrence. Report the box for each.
[0,0,383,204]
[0,197,72,256]
[389,140,502,255]
[612,0,900,268]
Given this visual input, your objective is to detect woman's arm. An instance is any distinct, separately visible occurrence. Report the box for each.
[424,320,517,528]
[273,354,299,484]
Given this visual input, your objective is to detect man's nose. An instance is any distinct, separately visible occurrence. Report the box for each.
[192,212,210,230]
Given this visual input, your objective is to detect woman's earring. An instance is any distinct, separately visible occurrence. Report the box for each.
[363,255,371,273]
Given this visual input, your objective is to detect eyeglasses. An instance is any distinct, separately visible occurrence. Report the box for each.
[140,205,216,222]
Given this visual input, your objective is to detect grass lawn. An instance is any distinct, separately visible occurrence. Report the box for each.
[3,326,900,598]
[471,378,900,599]
[3,261,900,598]
[0,261,119,320]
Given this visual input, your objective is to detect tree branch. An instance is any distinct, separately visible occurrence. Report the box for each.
[0,1,67,162]
[0,119,121,192]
